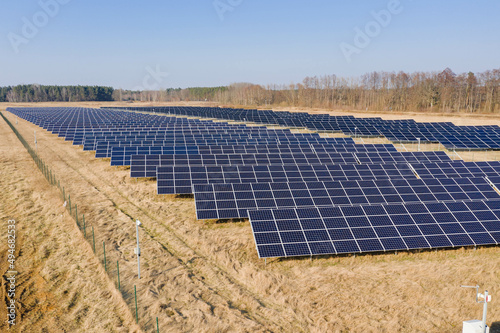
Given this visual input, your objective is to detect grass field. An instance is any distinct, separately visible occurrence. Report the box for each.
[1,102,500,332]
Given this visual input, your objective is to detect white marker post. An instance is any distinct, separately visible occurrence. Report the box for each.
[135,220,141,279]
[461,285,491,333]
[480,290,489,333]
[354,127,357,140]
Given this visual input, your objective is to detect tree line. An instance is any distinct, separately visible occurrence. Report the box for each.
[0,85,114,102]
[3,68,499,113]
[113,68,500,113]
[212,68,499,113]
[112,86,228,103]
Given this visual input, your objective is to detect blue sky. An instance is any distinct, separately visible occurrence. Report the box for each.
[1,0,498,89]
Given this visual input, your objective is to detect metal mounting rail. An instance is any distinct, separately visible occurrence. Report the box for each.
[485,177,500,195]
[407,162,420,179]
[353,153,361,165]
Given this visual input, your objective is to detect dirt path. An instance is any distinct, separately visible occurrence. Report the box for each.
[2,107,500,332]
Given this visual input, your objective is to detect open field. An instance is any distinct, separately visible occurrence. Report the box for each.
[0,113,140,332]
[1,103,500,332]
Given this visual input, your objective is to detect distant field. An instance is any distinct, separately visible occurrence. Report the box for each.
[1,102,500,332]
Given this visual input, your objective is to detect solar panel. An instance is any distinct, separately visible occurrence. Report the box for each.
[108,142,397,166]
[157,163,417,194]
[107,106,500,150]
[194,177,500,220]
[133,151,450,178]
[9,106,500,260]
[132,152,361,178]
[16,106,500,151]
[248,199,500,258]
[412,161,500,179]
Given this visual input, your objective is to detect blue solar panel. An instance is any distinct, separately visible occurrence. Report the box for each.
[193,177,500,220]
[104,106,500,150]
[9,106,500,260]
[248,199,500,258]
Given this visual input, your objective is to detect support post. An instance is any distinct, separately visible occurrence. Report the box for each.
[117,261,120,291]
[482,290,488,333]
[75,204,79,228]
[83,214,86,238]
[135,220,141,279]
[92,226,96,253]
[103,241,107,272]
[134,285,138,323]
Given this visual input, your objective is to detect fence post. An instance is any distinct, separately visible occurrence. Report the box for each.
[63,187,66,201]
[117,261,120,291]
[92,226,96,253]
[83,214,86,238]
[103,241,107,272]
[75,204,79,228]
[157,317,159,333]
[134,285,138,323]
[69,195,71,215]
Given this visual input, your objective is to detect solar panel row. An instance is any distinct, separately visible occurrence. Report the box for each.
[249,200,500,258]
[136,151,449,180]
[194,177,500,219]
[110,106,500,150]
[157,163,417,195]
[8,106,500,260]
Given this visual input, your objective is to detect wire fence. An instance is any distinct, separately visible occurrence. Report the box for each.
[0,112,160,333]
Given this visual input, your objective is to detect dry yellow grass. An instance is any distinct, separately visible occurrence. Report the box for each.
[1,102,500,332]
[0,114,141,332]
